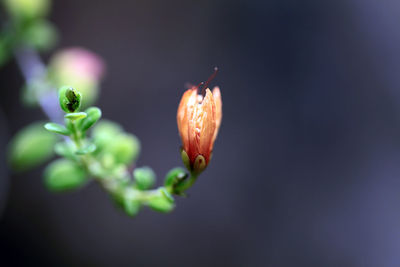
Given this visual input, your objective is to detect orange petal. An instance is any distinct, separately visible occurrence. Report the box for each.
[199,89,216,162]
[177,88,197,153]
[212,86,222,143]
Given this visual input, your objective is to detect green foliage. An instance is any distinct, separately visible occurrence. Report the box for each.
[22,20,57,51]
[78,107,101,132]
[147,188,175,213]
[3,0,51,21]
[134,166,155,190]
[44,159,87,191]
[44,122,70,135]
[102,133,140,165]
[8,121,58,171]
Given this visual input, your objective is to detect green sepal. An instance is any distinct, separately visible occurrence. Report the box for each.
[44,122,70,136]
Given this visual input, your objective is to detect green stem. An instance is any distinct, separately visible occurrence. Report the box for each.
[172,173,198,195]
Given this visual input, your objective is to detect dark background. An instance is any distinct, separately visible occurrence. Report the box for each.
[1,0,400,266]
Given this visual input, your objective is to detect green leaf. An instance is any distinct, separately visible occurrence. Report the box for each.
[64,112,87,120]
[92,120,123,150]
[147,189,175,213]
[44,122,70,135]
[23,20,58,51]
[133,166,155,190]
[8,121,58,171]
[75,143,96,155]
[44,159,88,192]
[78,107,102,132]
[54,142,76,160]
[123,199,141,217]
[102,134,140,165]
[164,167,187,187]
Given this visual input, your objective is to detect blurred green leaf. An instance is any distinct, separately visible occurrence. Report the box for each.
[103,133,140,165]
[3,0,51,20]
[92,120,123,150]
[44,159,88,192]
[123,198,141,217]
[75,143,96,155]
[23,20,58,51]
[44,122,70,136]
[54,142,76,160]
[8,121,58,171]
[147,194,175,213]
[133,166,155,190]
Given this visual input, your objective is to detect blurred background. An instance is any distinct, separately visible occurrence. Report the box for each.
[2,0,400,266]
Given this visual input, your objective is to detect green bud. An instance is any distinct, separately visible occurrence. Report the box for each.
[78,107,102,132]
[147,189,175,213]
[164,167,187,188]
[4,0,50,20]
[44,159,87,192]
[8,121,58,171]
[103,134,140,165]
[133,166,155,190]
[44,122,70,136]
[59,86,82,113]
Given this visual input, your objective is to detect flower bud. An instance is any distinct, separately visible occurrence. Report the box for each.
[59,86,82,113]
[177,85,222,174]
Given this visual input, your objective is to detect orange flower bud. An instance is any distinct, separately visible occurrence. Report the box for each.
[177,85,222,174]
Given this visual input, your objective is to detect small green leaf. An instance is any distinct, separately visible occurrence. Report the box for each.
[75,143,96,155]
[65,112,87,120]
[124,199,141,217]
[102,134,140,165]
[133,166,156,190]
[44,122,70,135]
[78,107,102,132]
[54,142,76,160]
[147,189,175,213]
[164,167,187,187]
[44,159,88,192]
